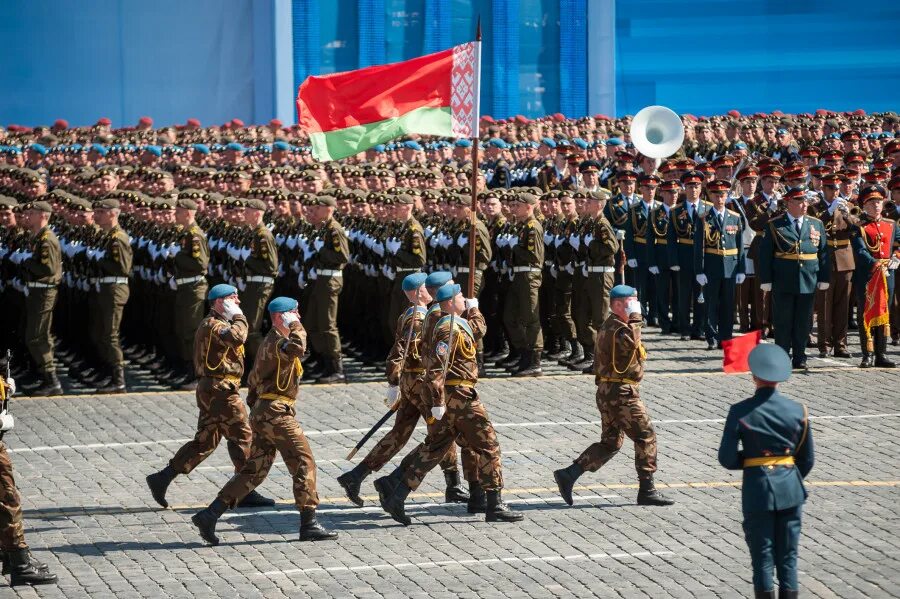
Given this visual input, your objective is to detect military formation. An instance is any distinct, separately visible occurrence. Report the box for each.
[0,110,896,594]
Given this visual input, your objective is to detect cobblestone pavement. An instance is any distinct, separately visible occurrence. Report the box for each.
[5,329,900,598]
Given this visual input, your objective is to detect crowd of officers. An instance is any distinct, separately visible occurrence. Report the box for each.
[1,109,899,397]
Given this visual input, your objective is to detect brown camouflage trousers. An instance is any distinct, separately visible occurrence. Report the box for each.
[575,383,658,478]
[169,377,252,474]
[0,443,27,550]
[219,400,320,510]
[363,374,458,473]
[401,386,502,491]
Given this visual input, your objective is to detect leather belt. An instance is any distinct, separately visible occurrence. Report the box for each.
[586,266,615,273]
[445,379,476,387]
[677,238,693,245]
[395,267,419,273]
[98,277,128,284]
[827,239,850,247]
[655,239,668,245]
[26,282,56,288]
[775,253,818,260]
[258,392,296,405]
[704,248,738,256]
[247,275,275,284]
[633,237,647,244]
[743,456,794,468]
[512,266,541,273]
[318,269,343,277]
[175,275,205,286]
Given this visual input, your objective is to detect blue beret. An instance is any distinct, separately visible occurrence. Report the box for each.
[90,143,108,156]
[268,296,298,313]
[776,128,788,135]
[6,147,20,155]
[273,141,291,151]
[401,272,427,291]
[881,132,894,139]
[145,145,162,157]
[748,343,791,383]
[606,138,625,146]
[425,271,452,288]
[372,144,386,152]
[208,284,237,301]
[573,138,589,149]
[226,142,244,152]
[609,284,637,299]
[827,133,841,139]
[454,139,471,148]
[488,138,508,148]
[541,137,557,148]
[435,283,461,303]
[29,144,48,155]
[734,142,748,150]
[193,143,210,155]
[403,140,423,151]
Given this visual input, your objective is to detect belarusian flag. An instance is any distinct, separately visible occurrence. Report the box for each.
[297,42,481,161]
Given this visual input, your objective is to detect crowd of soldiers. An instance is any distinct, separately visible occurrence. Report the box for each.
[1,109,899,397]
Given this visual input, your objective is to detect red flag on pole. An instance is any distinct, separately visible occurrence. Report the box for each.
[722,330,763,373]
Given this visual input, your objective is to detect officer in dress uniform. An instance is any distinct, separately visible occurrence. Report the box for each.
[668,171,710,341]
[625,174,659,324]
[694,179,746,350]
[718,343,814,599]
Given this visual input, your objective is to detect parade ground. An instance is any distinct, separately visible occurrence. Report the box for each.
[7,329,899,599]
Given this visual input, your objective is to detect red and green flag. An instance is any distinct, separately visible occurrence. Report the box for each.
[297,42,481,161]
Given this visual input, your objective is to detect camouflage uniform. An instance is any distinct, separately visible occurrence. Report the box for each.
[576,311,657,477]
[0,443,26,551]
[168,312,252,474]
[218,321,320,510]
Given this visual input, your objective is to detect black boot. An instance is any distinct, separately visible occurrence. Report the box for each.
[316,358,346,384]
[299,509,338,541]
[754,591,775,599]
[375,471,412,526]
[8,548,57,586]
[443,470,470,503]
[547,339,571,361]
[489,340,510,361]
[558,342,583,366]
[467,481,486,513]
[777,590,798,599]
[337,462,371,507]
[495,348,519,368]
[542,336,559,359]
[237,489,276,508]
[146,465,177,508]
[506,352,529,374]
[513,351,543,377]
[30,371,63,397]
[476,351,486,378]
[569,346,594,371]
[874,328,896,368]
[637,476,675,506]
[553,462,584,506]
[485,489,524,522]
[191,498,228,545]
[859,352,874,368]
[96,365,126,394]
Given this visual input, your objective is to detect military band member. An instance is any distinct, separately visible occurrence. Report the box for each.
[694,179,746,350]
[192,296,337,545]
[374,283,523,525]
[649,180,680,334]
[759,187,830,369]
[553,285,674,507]
[729,166,762,333]
[146,284,273,509]
[850,185,900,367]
[668,171,709,340]
[718,344,813,599]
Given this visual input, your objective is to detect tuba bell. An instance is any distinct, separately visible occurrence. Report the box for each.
[629,105,685,160]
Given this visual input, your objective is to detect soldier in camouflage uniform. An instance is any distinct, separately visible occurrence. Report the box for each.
[192,296,337,545]
[145,284,272,509]
[553,284,675,507]
[375,282,523,526]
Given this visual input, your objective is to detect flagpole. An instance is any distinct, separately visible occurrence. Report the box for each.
[467,17,482,299]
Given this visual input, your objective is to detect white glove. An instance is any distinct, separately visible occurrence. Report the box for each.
[670,265,681,272]
[5,378,15,396]
[281,312,300,325]
[615,229,626,241]
[760,283,772,292]
[817,282,830,291]
[509,236,519,247]
[313,239,325,252]
[0,412,13,432]
[430,406,446,421]
[553,235,564,248]
[626,298,642,316]
[457,235,468,248]
[564,263,575,275]
[648,266,660,275]
[464,298,479,310]
[222,299,243,320]
[544,232,554,245]
[627,259,637,268]
[696,274,708,286]
[736,273,746,285]
[569,236,581,250]
[385,385,400,407]
[584,234,594,246]
[168,277,177,290]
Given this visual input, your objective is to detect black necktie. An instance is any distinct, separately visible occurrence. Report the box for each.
[794,219,801,236]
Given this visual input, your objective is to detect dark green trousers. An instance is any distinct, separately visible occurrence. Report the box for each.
[772,291,815,363]
[25,287,58,374]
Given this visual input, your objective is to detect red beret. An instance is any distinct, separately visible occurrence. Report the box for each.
[139,116,153,125]
[772,110,784,116]
[727,110,741,118]
[815,109,829,116]
[53,119,68,129]
[552,113,566,122]
[269,119,283,128]
[231,118,245,128]
[514,115,529,124]
[852,109,866,116]
[481,115,495,123]
[186,118,201,127]
[594,114,611,121]
[97,117,111,126]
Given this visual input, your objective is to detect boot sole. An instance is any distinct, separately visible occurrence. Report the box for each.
[300,532,339,541]
[485,513,525,522]
[552,471,574,506]
[10,576,58,586]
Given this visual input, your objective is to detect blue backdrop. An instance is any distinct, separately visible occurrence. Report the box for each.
[2,0,899,126]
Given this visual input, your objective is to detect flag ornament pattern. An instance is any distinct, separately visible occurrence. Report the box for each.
[297,42,481,161]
